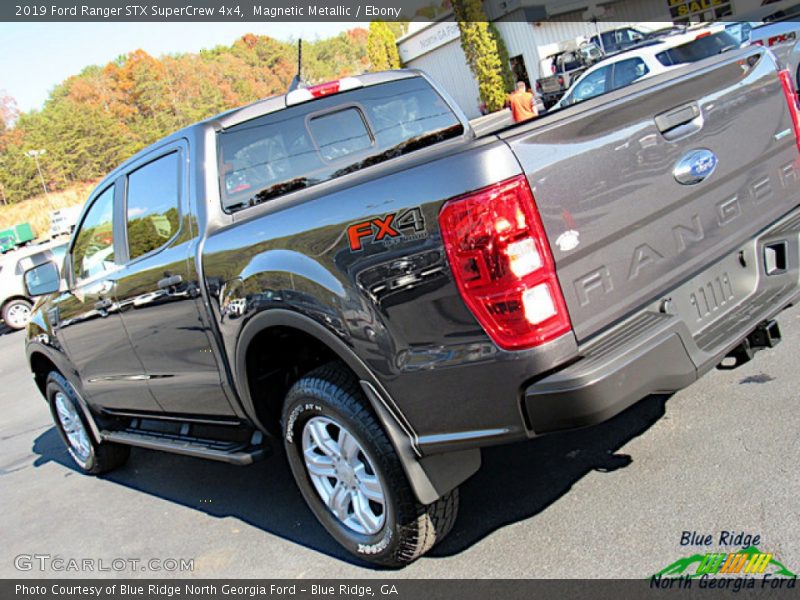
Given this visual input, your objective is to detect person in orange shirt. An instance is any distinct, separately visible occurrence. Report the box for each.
[507,81,538,123]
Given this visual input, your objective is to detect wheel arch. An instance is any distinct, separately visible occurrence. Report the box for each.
[234,309,479,504]
[29,349,60,396]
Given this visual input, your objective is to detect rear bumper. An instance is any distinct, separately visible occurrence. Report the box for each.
[524,205,800,434]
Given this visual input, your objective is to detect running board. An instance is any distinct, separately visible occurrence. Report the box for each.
[101,428,268,465]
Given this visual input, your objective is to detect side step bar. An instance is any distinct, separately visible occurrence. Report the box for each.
[101,428,268,465]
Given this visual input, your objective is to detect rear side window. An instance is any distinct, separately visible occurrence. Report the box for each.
[125,152,180,261]
[656,32,739,66]
[218,77,463,212]
[611,58,650,90]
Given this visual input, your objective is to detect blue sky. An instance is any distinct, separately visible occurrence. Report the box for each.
[0,22,355,112]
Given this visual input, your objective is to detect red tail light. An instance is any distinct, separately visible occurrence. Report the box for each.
[779,69,800,153]
[307,80,341,97]
[752,39,764,46]
[536,81,542,92]
[557,75,564,86]
[438,175,572,350]
[285,77,363,106]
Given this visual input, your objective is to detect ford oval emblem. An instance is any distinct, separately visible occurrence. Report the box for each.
[673,149,718,185]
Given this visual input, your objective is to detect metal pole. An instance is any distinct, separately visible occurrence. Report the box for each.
[27,150,54,211]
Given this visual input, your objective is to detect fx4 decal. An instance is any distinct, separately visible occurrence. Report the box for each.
[347,207,427,251]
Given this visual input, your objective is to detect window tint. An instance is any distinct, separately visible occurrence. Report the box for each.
[612,58,650,90]
[72,186,115,282]
[218,77,463,211]
[656,32,739,66]
[309,108,372,162]
[15,250,54,276]
[126,152,180,260]
[571,66,611,103]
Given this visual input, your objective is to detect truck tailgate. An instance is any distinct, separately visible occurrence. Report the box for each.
[502,48,800,342]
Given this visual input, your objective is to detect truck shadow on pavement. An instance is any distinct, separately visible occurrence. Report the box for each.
[31,394,669,569]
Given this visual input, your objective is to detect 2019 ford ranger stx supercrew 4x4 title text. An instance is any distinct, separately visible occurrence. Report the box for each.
[23,48,800,566]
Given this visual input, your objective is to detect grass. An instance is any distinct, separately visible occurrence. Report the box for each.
[0,182,96,240]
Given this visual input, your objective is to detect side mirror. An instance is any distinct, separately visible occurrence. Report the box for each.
[24,261,61,296]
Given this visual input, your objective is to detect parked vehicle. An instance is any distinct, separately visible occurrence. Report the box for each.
[589,25,650,54]
[49,205,82,238]
[747,1,800,58]
[0,240,67,330]
[556,29,740,108]
[536,42,602,108]
[0,223,35,253]
[23,49,800,566]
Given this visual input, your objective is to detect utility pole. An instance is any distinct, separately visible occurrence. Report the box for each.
[25,149,54,210]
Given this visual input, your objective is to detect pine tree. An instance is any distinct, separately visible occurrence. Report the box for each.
[452,0,507,112]
[367,21,401,72]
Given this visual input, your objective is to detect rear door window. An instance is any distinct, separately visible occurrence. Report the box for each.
[611,58,650,90]
[125,152,180,261]
[218,77,464,212]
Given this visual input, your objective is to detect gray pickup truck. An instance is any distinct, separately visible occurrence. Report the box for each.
[23,45,800,567]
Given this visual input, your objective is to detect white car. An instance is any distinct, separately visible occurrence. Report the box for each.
[0,240,68,330]
[746,1,800,62]
[556,28,740,109]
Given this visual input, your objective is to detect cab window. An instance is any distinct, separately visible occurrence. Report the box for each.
[125,152,180,261]
[571,65,612,103]
[71,186,116,283]
[611,58,650,90]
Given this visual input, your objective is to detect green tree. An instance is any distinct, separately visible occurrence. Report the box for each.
[489,24,515,93]
[367,21,401,71]
[0,29,372,203]
[452,0,507,112]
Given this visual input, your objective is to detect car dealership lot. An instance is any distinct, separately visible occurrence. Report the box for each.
[1,309,799,579]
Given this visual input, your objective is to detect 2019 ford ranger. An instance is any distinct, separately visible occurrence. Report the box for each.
[23,46,800,566]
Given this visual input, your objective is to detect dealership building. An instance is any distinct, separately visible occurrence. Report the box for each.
[397,0,755,118]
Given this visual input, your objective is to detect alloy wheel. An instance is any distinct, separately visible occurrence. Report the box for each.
[54,391,91,463]
[301,416,386,535]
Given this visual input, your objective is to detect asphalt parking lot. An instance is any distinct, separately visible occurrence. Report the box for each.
[1,307,799,579]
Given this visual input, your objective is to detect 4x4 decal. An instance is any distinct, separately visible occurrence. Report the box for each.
[347,207,427,251]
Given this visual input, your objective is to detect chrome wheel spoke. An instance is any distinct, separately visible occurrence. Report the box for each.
[351,490,381,533]
[303,447,336,478]
[307,420,340,458]
[355,465,384,503]
[329,481,351,521]
[338,429,359,463]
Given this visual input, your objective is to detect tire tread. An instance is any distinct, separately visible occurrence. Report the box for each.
[284,362,458,567]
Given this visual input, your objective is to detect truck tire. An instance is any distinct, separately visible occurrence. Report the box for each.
[282,363,458,567]
[46,372,129,474]
[2,298,33,330]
